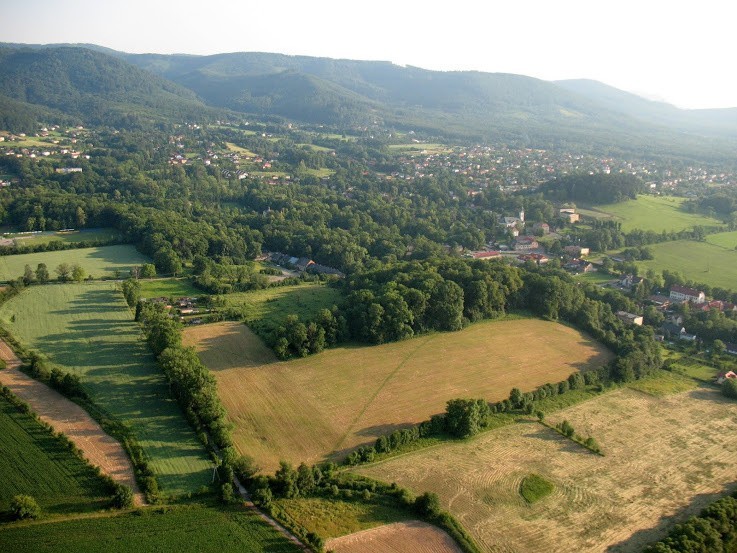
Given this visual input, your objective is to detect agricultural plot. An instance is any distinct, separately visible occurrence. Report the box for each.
[635,239,737,290]
[0,228,121,248]
[275,497,410,539]
[706,229,737,250]
[0,245,149,282]
[0,283,213,496]
[138,278,201,299]
[222,284,342,335]
[357,387,737,553]
[0,394,110,515]
[581,195,721,232]
[0,504,301,553]
[0,340,142,502]
[326,521,462,553]
[183,318,611,472]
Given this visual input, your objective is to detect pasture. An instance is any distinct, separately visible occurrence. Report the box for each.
[356,386,737,552]
[183,318,611,472]
[222,284,342,335]
[706,229,737,250]
[580,195,721,232]
[0,394,110,515]
[138,278,201,299]
[0,504,301,553]
[635,239,737,290]
[0,245,149,282]
[0,283,213,496]
[326,521,462,553]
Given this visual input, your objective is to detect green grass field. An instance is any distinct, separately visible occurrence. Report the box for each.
[1,228,122,247]
[138,278,202,299]
[581,195,721,232]
[275,497,410,539]
[635,239,737,290]
[0,504,301,553]
[223,284,342,334]
[0,283,213,496]
[706,230,737,250]
[0,394,110,515]
[626,369,697,397]
[0,245,149,282]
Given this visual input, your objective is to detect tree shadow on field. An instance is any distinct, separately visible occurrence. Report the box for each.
[606,483,737,552]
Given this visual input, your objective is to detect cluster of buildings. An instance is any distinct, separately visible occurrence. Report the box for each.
[267,252,344,278]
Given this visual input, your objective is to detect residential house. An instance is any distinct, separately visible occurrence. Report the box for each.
[616,310,644,326]
[648,294,671,309]
[669,285,706,304]
[513,236,539,251]
[532,222,550,235]
[564,245,590,257]
[470,251,501,261]
[559,208,580,223]
[620,274,644,289]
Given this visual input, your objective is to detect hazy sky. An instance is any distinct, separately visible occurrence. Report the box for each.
[2,0,735,109]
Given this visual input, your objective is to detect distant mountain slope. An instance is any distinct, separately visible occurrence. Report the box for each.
[0,46,216,127]
[555,79,737,136]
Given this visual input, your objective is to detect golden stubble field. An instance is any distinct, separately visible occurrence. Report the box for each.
[326,521,463,553]
[183,318,611,472]
[356,387,737,553]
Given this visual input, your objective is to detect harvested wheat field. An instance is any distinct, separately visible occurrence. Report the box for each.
[0,340,143,504]
[356,387,737,553]
[326,521,462,553]
[183,318,611,472]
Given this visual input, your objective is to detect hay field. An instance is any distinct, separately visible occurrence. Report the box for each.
[0,245,149,282]
[0,341,142,503]
[580,195,721,232]
[326,521,462,553]
[183,318,611,472]
[0,283,213,496]
[357,387,737,553]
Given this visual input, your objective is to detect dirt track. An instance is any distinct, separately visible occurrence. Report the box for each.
[0,340,144,505]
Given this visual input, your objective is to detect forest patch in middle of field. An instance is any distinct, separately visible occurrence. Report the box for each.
[183,318,612,472]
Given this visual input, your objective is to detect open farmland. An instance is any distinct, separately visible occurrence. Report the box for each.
[326,521,462,553]
[183,318,611,472]
[579,195,721,232]
[0,245,149,282]
[0,283,213,496]
[0,228,122,248]
[138,278,201,299]
[0,341,142,502]
[222,284,342,335]
[357,387,737,553]
[0,393,110,515]
[706,229,737,250]
[0,504,301,553]
[635,238,737,290]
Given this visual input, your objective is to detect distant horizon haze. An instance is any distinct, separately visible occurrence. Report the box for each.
[2,0,736,110]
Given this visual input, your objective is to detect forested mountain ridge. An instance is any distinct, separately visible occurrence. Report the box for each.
[2,43,737,160]
[0,46,222,128]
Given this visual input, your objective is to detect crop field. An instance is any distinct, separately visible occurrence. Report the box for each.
[580,195,721,232]
[0,228,121,248]
[0,283,213,496]
[0,245,149,282]
[326,521,462,553]
[183,318,611,472]
[0,394,109,515]
[138,278,202,299]
[0,340,142,502]
[222,284,342,335]
[275,497,410,539]
[357,387,737,553]
[635,239,737,290]
[0,504,301,553]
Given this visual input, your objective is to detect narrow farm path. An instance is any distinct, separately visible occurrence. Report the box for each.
[0,339,144,505]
